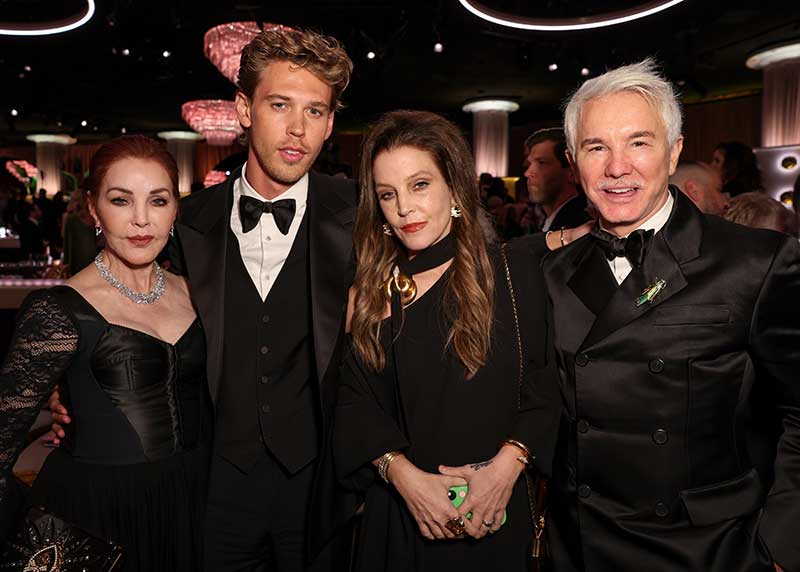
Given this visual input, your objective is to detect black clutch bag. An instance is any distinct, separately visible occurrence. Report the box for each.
[0,506,125,572]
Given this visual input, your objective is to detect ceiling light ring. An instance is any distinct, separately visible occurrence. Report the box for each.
[458,0,686,32]
[0,0,95,36]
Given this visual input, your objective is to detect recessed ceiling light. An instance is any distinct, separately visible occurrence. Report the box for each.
[458,0,687,31]
[581,67,590,76]
[80,120,88,127]
[18,73,25,79]
[121,48,131,56]
[367,51,376,60]
[121,127,127,134]
[0,0,95,36]
[548,63,558,71]
[23,65,31,72]
[10,109,18,117]
[434,42,444,53]
[162,50,171,58]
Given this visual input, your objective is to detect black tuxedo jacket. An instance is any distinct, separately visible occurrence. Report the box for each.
[168,168,357,559]
[548,194,592,232]
[541,190,800,572]
[170,168,356,409]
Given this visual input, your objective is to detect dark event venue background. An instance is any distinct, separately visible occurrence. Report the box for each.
[2,0,799,176]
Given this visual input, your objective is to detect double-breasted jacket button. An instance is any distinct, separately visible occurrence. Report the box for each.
[260,345,269,355]
[649,358,665,373]
[654,501,670,517]
[652,428,669,445]
[575,353,589,367]
[577,419,589,434]
[578,484,591,498]
[260,375,270,385]
[261,404,271,414]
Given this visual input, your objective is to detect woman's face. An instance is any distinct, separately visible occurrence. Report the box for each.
[90,157,177,268]
[373,146,455,256]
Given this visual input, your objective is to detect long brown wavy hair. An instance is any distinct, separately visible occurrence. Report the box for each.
[351,110,494,378]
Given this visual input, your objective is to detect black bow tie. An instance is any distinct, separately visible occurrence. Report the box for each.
[239,195,296,235]
[591,226,654,268]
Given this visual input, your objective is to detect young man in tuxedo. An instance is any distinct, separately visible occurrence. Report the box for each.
[536,59,799,572]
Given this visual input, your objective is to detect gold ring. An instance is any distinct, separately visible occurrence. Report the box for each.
[444,516,466,536]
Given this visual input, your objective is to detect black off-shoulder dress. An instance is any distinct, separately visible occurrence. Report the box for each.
[0,286,211,572]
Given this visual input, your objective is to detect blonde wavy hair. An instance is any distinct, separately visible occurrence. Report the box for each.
[351,111,494,378]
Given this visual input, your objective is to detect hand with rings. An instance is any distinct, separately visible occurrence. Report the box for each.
[385,455,468,540]
[438,445,526,539]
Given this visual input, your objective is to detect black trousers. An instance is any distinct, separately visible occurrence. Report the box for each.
[204,451,333,572]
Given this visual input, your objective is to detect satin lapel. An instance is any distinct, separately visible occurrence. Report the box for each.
[580,190,701,349]
[567,241,618,316]
[175,176,234,406]
[308,173,355,384]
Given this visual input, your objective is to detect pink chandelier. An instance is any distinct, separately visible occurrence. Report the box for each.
[181,100,243,146]
[5,159,38,183]
[204,21,293,84]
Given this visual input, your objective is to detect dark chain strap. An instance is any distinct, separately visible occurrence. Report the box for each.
[499,244,547,550]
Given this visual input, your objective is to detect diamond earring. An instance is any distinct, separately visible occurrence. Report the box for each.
[450,204,462,218]
[95,226,102,236]
[382,223,393,236]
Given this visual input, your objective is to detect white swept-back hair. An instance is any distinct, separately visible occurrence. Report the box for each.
[563,58,682,157]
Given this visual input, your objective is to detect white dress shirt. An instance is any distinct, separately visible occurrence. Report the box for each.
[229,162,309,301]
[604,192,674,285]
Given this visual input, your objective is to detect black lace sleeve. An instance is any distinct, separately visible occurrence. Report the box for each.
[0,289,79,533]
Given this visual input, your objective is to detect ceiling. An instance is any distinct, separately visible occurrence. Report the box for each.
[1,0,799,145]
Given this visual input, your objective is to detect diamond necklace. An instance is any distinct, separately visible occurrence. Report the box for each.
[94,251,166,304]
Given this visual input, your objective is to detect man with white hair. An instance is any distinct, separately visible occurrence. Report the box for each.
[535,59,799,572]
[669,160,729,215]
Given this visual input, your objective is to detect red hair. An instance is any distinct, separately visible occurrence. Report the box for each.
[86,135,179,202]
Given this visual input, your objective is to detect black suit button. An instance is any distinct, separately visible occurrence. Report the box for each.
[260,346,269,355]
[262,315,270,324]
[577,419,589,434]
[649,359,665,373]
[261,376,270,385]
[261,404,271,414]
[575,353,589,367]
[578,484,591,498]
[652,429,668,445]
[655,501,669,517]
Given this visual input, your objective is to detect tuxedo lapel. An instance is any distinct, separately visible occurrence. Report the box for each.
[307,173,355,385]
[567,240,618,316]
[175,172,236,406]
[580,190,702,350]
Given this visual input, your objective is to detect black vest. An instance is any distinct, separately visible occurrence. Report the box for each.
[216,213,320,474]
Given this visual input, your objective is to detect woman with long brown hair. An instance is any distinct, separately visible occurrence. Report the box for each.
[334,111,561,571]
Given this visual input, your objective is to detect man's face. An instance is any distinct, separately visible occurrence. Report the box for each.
[694,165,727,215]
[572,91,683,236]
[524,140,569,207]
[235,60,334,194]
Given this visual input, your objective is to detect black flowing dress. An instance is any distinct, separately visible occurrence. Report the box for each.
[0,286,211,572]
[334,238,560,572]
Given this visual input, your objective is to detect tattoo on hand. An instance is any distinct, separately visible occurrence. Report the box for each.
[470,460,493,471]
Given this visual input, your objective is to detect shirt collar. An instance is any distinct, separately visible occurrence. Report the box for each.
[239,161,309,206]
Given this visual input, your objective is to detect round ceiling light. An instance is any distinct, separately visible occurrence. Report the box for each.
[746,41,800,69]
[0,0,95,36]
[462,99,519,113]
[458,0,686,32]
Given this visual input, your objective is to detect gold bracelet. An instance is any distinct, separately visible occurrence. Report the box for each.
[377,451,400,483]
[559,227,566,247]
[501,439,535,466]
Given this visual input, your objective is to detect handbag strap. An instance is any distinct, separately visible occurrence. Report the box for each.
[499,243,547,544]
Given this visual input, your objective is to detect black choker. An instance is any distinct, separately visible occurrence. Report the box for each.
[384,233,455,307]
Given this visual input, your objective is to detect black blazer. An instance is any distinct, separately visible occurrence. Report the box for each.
[541,190,800,572]
[547,194,592,232]
[169,168,356,409]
